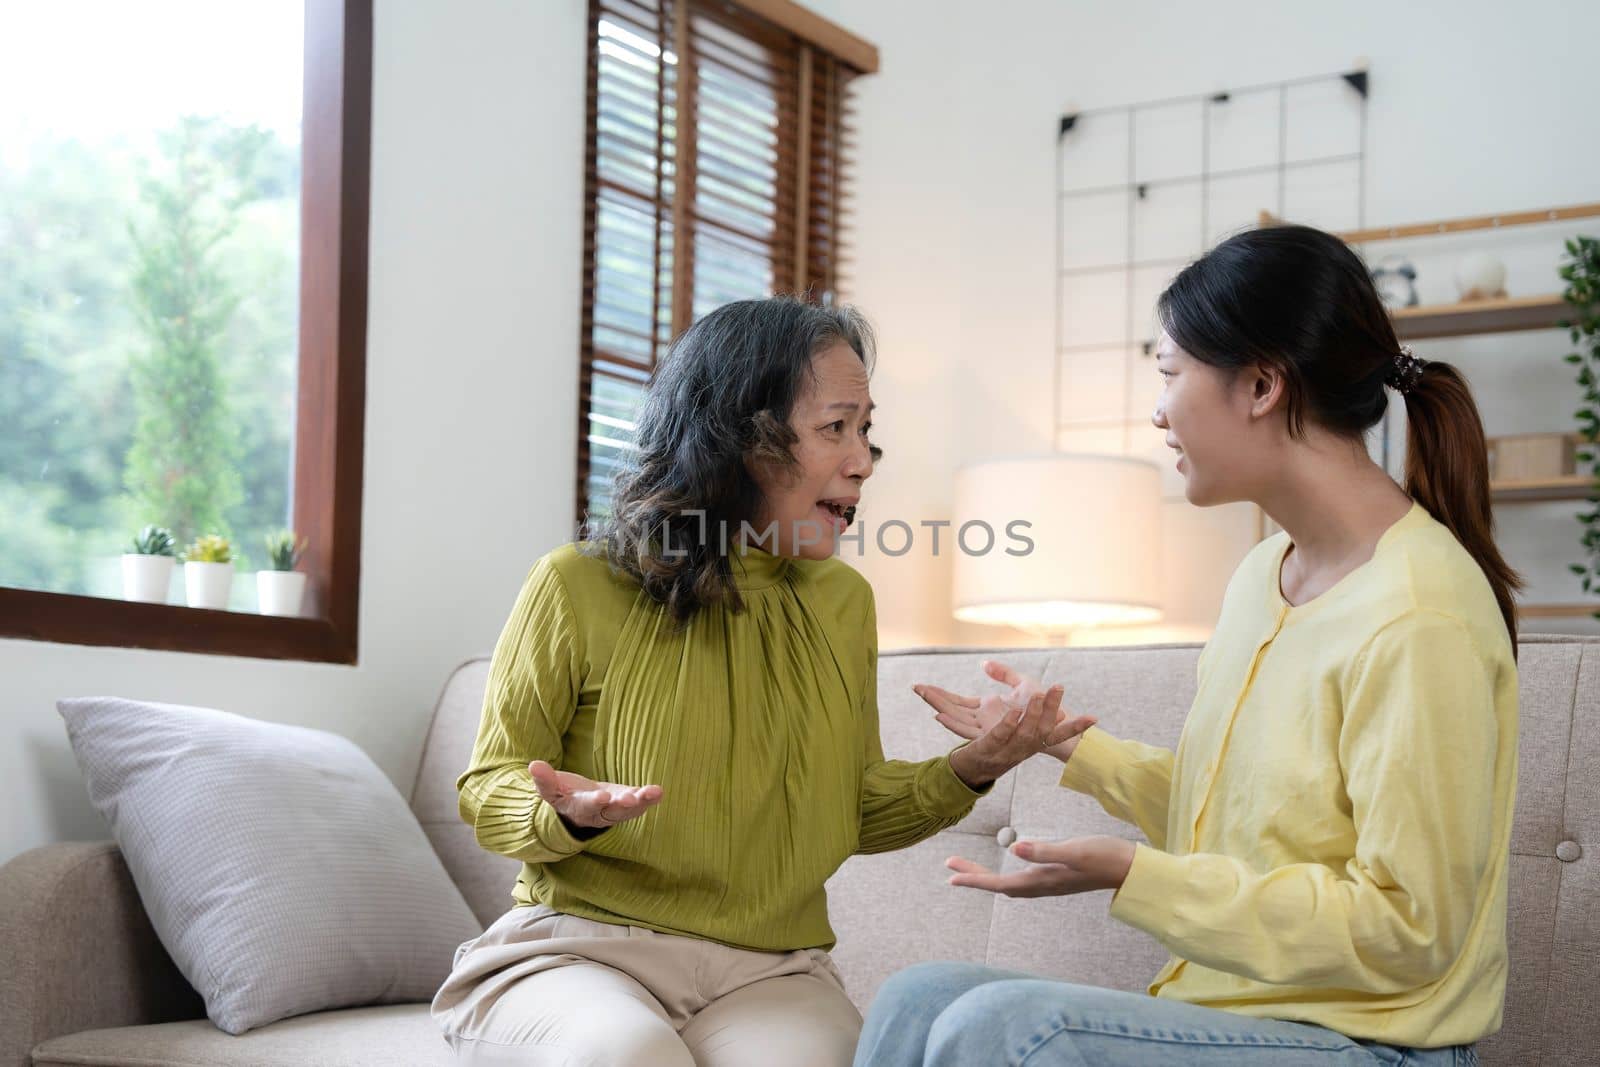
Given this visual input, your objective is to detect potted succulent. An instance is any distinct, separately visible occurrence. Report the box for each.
[182,535,235,610]
[122,525,177,603]
[258,530,308,617]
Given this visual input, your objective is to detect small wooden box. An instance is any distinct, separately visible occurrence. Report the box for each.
[1488,433,1580,483]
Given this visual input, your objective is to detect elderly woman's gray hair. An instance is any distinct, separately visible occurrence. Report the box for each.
[589,296,878,622]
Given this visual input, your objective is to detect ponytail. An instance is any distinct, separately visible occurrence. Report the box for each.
[1400,359,1524,656]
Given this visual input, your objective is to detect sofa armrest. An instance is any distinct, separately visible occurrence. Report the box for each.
[0,841,202,1067]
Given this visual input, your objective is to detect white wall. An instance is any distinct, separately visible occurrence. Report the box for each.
[1,0,591,861]
[819,0,1600,649]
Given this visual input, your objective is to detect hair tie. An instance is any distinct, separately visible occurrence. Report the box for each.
[1385,345,1425,395]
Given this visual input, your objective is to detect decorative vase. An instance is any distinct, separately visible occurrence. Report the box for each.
[184,561,234,611]
[121,554,175,604]
[256,570,307,617]
[1455,253,1507,301]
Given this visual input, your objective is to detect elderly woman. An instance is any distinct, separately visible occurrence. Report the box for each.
[431,297,1093,1067]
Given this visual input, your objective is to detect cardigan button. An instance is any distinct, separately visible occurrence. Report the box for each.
[1557,840,1581,862]
[997,826,1018,848]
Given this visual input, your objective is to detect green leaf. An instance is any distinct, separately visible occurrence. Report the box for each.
[1564,234,1600,606]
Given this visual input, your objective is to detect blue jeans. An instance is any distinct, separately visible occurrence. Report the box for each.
[854,962,1480,1067]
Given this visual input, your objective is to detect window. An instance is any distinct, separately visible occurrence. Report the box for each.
[577,0,877,524]
[0,0,371,662]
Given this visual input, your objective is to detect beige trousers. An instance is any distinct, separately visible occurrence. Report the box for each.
[431,905,862,1066]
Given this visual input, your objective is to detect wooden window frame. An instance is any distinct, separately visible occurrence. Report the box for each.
[0,0,373,664]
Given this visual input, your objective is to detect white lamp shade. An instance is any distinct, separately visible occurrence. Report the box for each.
[951,454,1163,632]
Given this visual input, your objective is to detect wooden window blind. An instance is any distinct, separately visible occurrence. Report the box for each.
[576,0,875,526]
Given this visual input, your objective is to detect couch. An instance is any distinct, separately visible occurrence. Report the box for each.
[4,635,1595,1066]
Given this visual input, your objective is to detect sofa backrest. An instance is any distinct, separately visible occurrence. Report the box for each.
[412,658,517,928]
[412,636,1599,1066]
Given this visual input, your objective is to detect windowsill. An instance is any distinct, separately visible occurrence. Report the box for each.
[0,587,357,664]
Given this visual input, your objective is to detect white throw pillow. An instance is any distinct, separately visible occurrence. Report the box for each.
[58,696,483,1035]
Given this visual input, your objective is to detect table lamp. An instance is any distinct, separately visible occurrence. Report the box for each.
[951,454,1163,642]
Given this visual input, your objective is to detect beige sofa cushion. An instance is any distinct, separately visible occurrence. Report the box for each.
[32,1005,451,1067]
[825,832,1002,1008]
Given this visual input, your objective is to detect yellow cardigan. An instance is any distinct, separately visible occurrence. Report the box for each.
[1061,502,1517,1049]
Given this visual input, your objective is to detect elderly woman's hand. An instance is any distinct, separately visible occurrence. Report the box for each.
[937,683,1096,790]
[529,760,664,833]
[945,836,1137,897]
[916,660,1097,773]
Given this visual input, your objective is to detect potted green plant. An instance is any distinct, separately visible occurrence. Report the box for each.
[182,535,235,611]
[122,525,177,603]
[1561,235,1600,619]
[257,530,308,617]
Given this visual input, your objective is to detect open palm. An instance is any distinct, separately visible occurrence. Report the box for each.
[528,760,664,830]
[915,660,1096,764]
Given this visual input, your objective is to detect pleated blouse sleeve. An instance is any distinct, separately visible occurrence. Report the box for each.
[456,554,598,864]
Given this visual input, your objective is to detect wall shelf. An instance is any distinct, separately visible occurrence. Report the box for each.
[1257,202,1598,340]
[1389,293,1570,340]
[1490,475,1594,503]
[1518,603,1600,619]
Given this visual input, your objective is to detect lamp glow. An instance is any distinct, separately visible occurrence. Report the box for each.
[951,454,1164,635]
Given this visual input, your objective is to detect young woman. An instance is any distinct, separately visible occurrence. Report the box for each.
[431,297,1094,1066]
[862,225,1517,1066]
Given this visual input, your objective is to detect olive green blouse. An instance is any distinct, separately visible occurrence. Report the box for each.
[456,543,985,951]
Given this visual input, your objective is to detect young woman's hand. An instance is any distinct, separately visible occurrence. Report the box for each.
[945,835,1136,898]
[915,659,1097,766]
[529,760,664,832]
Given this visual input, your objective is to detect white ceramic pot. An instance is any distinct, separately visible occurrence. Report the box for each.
[1455,253,1507,302]
[256,570,307,617]
[121,554,175,603]
[184,561,234,611]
